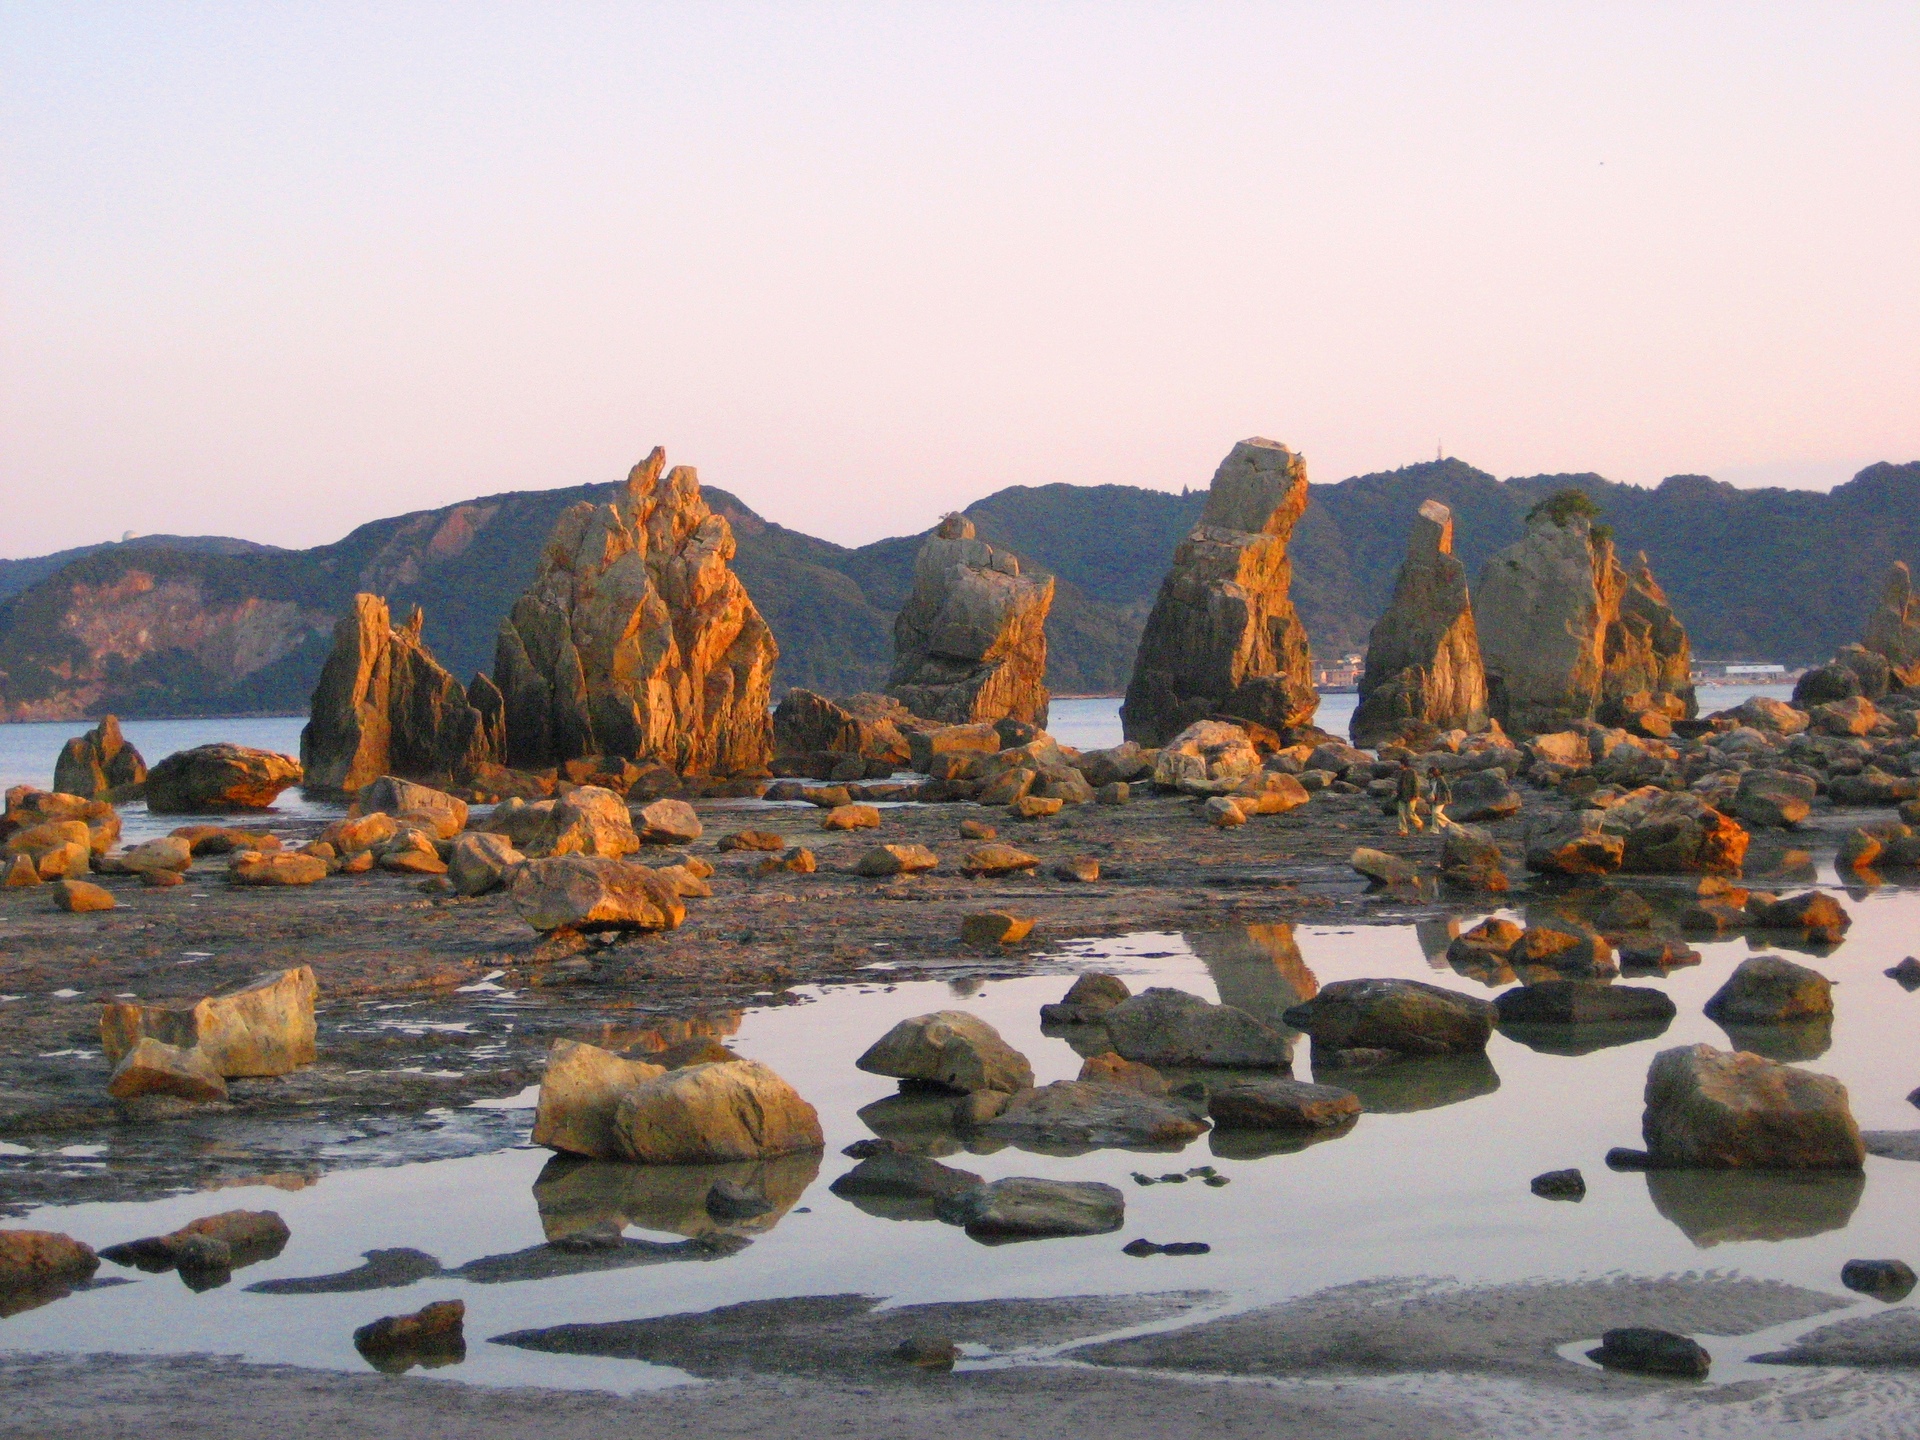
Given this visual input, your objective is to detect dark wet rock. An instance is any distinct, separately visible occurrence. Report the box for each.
[1642,1044,1863,1170]
[856,843,939,877]
[1885,957,1920,990]
[354,1299,467,1374]
[447,831,522,896]
[1645,1168,1865,1246]
[1841,1259,1918,1303]
[936,1177,1125,1241]
[1123,438,1318,745]
[1284,979,1495,1058]
[1207,1077,1360,1131]
[856,1012,1033,1095]
[1588,1327,1710,1378]
[1617,936,1702,973]
[960,911,1035,945]
[1104,988,1293,1069]
[854,1092,981,1158]
[1704,955,1833,1026]
[1122,1239,1212,1258]
[1748,891,1852,945]
[0,1229,99,1298]
[1530,1168,1586,1200]
[1753,1308,1920,1368]
[1862,1130,1920,1162]
[1606,1147,1653,1170]
[494,1292,1203,1381]
[247,1248,444,1295]
[705,1180,773,1220]
[976,1081,1208,1152]
[1524,812,1625,876]
[101,1210,290,1274]
[829,1152,984,1221]
[1732,770,1817,829]
[1314,1051,1500,1114]
[144,743,302,812]
[1495,982,1675,1027]
[894,1334,960,1368]
[1040,973,1130,1026]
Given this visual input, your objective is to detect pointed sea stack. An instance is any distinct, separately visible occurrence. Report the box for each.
[492,447,778,775]
[53,715,147,801]
[301,595,500,792]
[1601,552,1696,725]
[1862,561,1920,689]
[1121,438,1317,746]
[1350,500,1488,746]
[885,514,1053,726]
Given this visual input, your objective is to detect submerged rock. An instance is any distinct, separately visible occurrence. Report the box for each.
[1588,1327,1710,1378]
[886,513,1053,726]
[1103,988,1293,1069]
[936,1177,1125,1240]
[1206,1077,1360,1131]
[976,1081,1208,1150]
[1122,438,1319,745]
[1283,979,1496,1058]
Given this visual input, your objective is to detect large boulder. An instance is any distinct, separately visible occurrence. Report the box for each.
[1862,561,1920,689]
[447,831,522,896]
[1494,981,1675,1026]
[101,967,318,1079]
[1351,500,1490,746]
[106,1038,228,1102]
[507,855,686,933]
[519,787,639,859]
[1705,956,1834,1025]
[145,744,302,812]
[772,689,916,766]
[1122,438,1319,745]
[1207,1077,1361,1130]
[300,596,500,793]
[1102,987,1293,1068]
[2,788,120,856]
[531,1039,669,1159]
[1715,696,1809,735]
[1150,720,1262,795]
[359,777,468,838]
[610,1060,823,1164]
[936,1177,1124,1239]
[855,1012,1033,1094]
[1283,978,1496,1057]
[885,514,1053,726]
[1733,771,1816,829]
[1605,789,1750,875]
[1641,1043,1863,1170]
[1524,812,1626,876]
[976,1082,1209,1149]
[1601,552,1697,724]
[493,447,777,777]
[1449,769,1522,822]
[53,715,146,801]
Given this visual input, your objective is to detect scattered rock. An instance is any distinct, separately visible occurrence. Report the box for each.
[102,967,318,1078]
[52,879,114,912]
[1704,955,1833,1026]
[829,1152,984,1212]
[718,830,785,852]
[1151,720,1263,796]
[1283,979,1496,1057]
[1841,1259,1918,1303]
[1494,982,1675,1026]
[447,831,522,896]
[957,820,997,840]
[1122,1239,1212,1258]
[977,1081,1209,1149]
[1052,857,1100,883]
[1077,1052,1169,1095]
[0,1230,99,1298]
[936,1177,1125,1240]
[1009,794,1064,820]
[755,847,816,875]
[1448,769,1523,822]
[354,1299,467,1374]
[634,799,702,846]
[1588,1327,1710,1378]
[961,911,1034,946]
[531,1039,669,1159]
[1642,1043,1864,1170]
[3,853,40,887]
[360,777,469,838]
[1207,1077,1361,1131]
[893,1335,961,1369]
[1734,771,1817,829]
[1749,891,1852,945]
[1524,812,1626,876]
[1096,781,1132,805]
[1349,847,1418,886]
[611,1060,824,1164]
[1040,973,1131,1026]
[1105,987,1293,1068]
[856,844,939,877]
[1530,1168,1586,1200]
[1886,957,1920,990]
[229,853,328,886]
[106,1038,228,1103]
[144,744,302,813]
[508,856,686,933]
[101,1211,291,1274]
[856,1012,1034,1094]
[959,844,1039,876]
[821,804,882,832]
[1205,796,1247,828]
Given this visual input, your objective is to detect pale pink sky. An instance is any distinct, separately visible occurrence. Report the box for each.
[4,3,1917,558]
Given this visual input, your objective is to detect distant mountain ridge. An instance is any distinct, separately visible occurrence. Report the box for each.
[1,456,1915,722]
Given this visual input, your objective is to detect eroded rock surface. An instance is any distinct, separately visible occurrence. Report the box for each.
[1352,500,1488,746]
[53,715,146,801]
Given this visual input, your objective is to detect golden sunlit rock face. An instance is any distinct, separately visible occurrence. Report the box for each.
[493,447,778,776]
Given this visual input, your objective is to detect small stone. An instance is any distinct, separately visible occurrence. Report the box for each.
[1009,794,1064,820]
[52,879,115,912]
[1052,857,1100,883]
[1886,958,1920,990]
[1205,796,1247,828]
[353,1299,466,1373]
[958,820,997,840]
[1122,1239,1212,1258]
[1349,847,1417,885]
[756,847,817,875]
[855,844,938,877]
[1604,1147,1653,1170]
[960,844,1040,876]
[718,830,786,852]
[1840,1259,1918,1303]
[961,912,1034,945]
[821,804,882,831]
[894,1335,960,1369]
[1588,1327,1710,1378]
[1039,972,1130,1026]
[1530,1168,1586,1200]
[140,870,186,888]
[936,1177,1125,1239]
[417,876,455,895]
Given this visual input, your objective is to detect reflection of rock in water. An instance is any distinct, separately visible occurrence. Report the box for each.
[856,1092,1006,1157]
[533,1150,820,1241]
[1646,1168,1865,1247]
[453,1232,746,1285]
[1209,1114,1358,1161]
[1498,1017,1672,1057]
[494,1291,1206,1381]
[1316,1051,1500,1114]
[576,1011,744,1058]
[247,1247,443,1295]
[1187,925,1318,1031]
[1714,1016,1834,1063]
[1039,1020,1125,1060]
[1414,920,1459,968]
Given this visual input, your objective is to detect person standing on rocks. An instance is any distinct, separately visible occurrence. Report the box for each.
[1395,763,1425,836]
[1426,764,1452,830]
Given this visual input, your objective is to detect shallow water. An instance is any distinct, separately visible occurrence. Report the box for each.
[4,877,1918,1392]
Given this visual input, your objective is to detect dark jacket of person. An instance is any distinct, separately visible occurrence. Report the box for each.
[1395,765,1421,802]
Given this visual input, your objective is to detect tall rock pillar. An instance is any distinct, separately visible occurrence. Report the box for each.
[885,514,1054,726]
[1121,437,1318,746]
[1350,499,1489,746]
[1862,561,1920,690]
[1474,506,1611,735]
